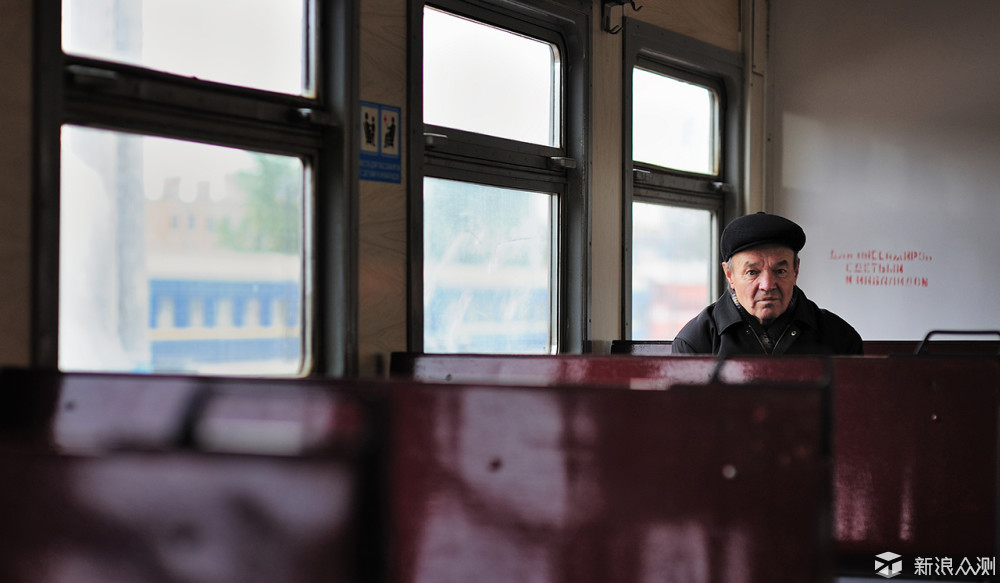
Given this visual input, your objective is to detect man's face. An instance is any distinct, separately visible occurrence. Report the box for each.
[723,245,799,325]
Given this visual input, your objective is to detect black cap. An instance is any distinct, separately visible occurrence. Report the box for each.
[720,212,806,261]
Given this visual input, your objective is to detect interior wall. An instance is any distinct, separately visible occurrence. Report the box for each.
[359,0,408,375]
[589,1,624,353]
[0,0,34,367]
[631,0,739,53]
[768,0,1000,340]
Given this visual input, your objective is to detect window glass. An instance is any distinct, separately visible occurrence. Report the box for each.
[423,177,555,353]
[631,203,713,339]
[423,6,561,146]
[62,0,309,95]
[632,67,718,174]
[60,125,308,375]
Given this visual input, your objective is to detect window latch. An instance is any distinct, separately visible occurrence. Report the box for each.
[713,181,735,194]
[294,108,336,127]
[424,133,448,149]
[547,156,577,170]
[66,65,119,88]
[633,168,652,182]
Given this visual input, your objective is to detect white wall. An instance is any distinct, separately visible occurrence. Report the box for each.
[768,0,1000,340]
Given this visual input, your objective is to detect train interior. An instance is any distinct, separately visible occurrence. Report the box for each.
[1,0,999,581]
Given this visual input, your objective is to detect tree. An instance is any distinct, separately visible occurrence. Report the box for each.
[221,153,302,254]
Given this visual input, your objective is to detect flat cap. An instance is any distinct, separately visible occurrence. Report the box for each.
[720,212,806,261]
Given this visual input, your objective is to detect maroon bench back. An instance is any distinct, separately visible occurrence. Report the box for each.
[390,352,826,388]
[391,352,1000,577]
[0,369,384,583]
[5,357,996,581]
[0,367,830,583]
[863,339,1000,355]
[610,340,673,355]
[390,379,831,583]
[831,356,999,575]
[609,339,1000,356]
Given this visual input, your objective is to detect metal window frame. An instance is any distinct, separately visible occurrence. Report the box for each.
[33,0,359,375]
[622,19,744,340]
[408,0,590,354]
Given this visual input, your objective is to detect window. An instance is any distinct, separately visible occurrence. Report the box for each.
[62,0,310,95]
[39,0,355,375]
[632,68,718,175]
[423,178,556,353]
[413,1,588,354]
[624,21,743,340]
[423,6,560,146]
[630,204,713,340]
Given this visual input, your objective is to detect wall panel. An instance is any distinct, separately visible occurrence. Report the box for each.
[769,0,1000,339]
[0,0,34,366]
[359,0,409,374]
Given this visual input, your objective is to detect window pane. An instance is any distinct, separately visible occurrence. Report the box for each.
[631,203,713,340]
[60,126,308,375]
[424,178,555,353]
[62,0,308,95]
[633,67,718,174]
[423,7,561,147]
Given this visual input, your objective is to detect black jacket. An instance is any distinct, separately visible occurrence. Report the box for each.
[672,287,863,356]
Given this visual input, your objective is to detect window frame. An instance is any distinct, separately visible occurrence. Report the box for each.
[33,0,359,375]
[408,0,590,354]
[622,19,744,340]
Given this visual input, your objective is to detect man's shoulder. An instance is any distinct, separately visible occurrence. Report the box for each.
[795,293,863,353]
[673,310,714,354]
[675,305,713,336]
[674,295,740,354]
[798,293,858,332]
[817,308,863,341]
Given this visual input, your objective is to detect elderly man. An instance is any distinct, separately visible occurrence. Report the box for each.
[673,212,863,356]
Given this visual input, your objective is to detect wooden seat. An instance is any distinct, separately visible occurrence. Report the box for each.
[0,369,385,583]
[389,377,832,583]
[609,339,673,355]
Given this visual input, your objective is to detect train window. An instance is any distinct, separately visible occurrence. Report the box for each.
[632,68,718,175]
[423,6,560,147]
[413,1,587,354]
[59,126,308,374]
[423,178,556,353]
[39,0,354,374]
[62,0,311,96]
[630,203,713,339]
[623,21,742,341]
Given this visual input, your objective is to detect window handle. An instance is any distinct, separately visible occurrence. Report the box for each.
[713,181,734,194]
[633,168,652,182]
[66,65,119,88]
[547,156,577,170]
[294,108,336,127]
[424,132,448,148]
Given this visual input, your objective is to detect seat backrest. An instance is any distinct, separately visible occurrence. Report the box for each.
[609,340,673,355]
[0,368,385,583]
[831,356,1000,575]
[390,379,831,583]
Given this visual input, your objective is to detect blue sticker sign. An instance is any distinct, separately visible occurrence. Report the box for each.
[360,101,402,183]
